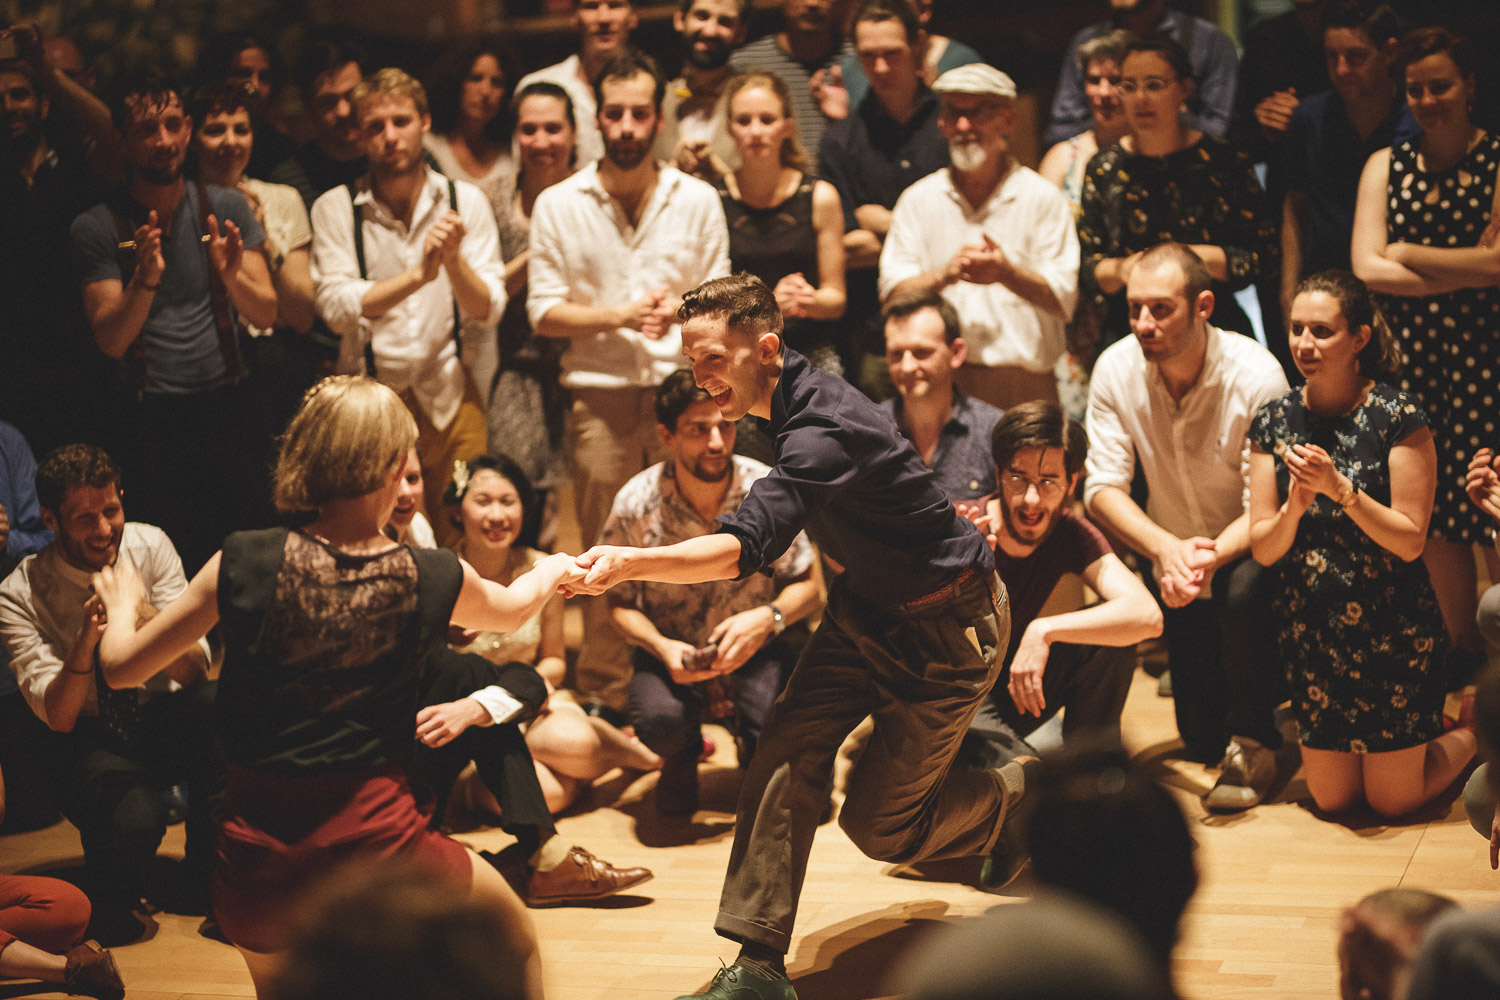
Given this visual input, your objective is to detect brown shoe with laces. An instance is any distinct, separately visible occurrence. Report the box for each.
[525,847,653,906]
[64,940,125,1000]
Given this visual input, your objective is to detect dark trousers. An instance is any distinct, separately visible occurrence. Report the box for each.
[129,385,268,576]
[1161,555,1281,762]
[627,639,791,770]
[408,649,555,850]
[715,570,1012,954]
[35,682,224,915]
[963,641,1138,768]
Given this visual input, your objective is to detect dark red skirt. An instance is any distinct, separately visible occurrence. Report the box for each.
[212,764,472,953]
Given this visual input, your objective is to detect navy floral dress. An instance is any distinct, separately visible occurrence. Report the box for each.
[1250,384,1446,753]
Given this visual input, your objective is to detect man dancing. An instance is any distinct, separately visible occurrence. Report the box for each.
[572,273,1032,1000]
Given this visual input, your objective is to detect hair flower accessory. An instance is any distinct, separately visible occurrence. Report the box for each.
[451,459,471,498]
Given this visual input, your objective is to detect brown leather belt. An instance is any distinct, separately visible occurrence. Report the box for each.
[892,565,983,615]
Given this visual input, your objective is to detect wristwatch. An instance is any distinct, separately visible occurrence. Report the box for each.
[766,603,785,635]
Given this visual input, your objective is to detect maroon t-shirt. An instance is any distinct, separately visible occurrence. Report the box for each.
[993,509,1112,659]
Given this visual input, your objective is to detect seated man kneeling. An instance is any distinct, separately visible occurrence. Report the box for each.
[601,370,823,815]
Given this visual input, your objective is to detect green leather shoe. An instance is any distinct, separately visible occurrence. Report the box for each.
[673,963,797,1000]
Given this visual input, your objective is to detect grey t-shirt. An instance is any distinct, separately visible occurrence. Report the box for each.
[71,183,265,394]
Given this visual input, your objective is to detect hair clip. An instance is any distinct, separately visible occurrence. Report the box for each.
[451,459,471,498]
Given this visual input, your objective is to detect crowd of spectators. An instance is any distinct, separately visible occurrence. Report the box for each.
[4,0,1500,996]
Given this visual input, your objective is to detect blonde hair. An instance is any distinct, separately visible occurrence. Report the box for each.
[273,376,418,513]
[352,66,430,120]
[725,72,810,171]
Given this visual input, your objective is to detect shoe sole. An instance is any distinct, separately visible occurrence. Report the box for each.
[526,870,654,907]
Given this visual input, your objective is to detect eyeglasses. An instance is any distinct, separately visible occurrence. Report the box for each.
[998,474,1067,500]
[1117,76,1176,96]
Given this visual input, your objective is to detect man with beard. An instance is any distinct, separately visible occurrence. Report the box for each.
[653,0,748,183]
[516,0,639,167]
[876,291,1001,509]
[529,51,728,713]
[727,0,853,171]
[599,370,820,815]
[311,68,504,548]
[0,445,222,944]
[0,31,119,459]
[269,39,369,211]
[1043,0,1239,147]
[880,64,1078,412]
[571,274,1034,1000]
[959,400,1161,883]
[1085,243,1287,812]
[70,68,275,574]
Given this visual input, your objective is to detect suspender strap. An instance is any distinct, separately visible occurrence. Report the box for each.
[193,179,246,380]
[350,177,464,378]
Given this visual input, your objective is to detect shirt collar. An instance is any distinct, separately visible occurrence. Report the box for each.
[1144,323,1227,399]
[354,166,447,228]
[769,347,810,435]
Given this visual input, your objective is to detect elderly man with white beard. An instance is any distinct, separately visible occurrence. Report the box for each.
[879,64,1079,412]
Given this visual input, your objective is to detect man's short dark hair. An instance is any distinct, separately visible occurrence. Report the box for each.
[852,0,921,45]
[678,272,785,340]
[294,38,368,99]
[0,58,41,90]
[186,80,255,126]
[110,66,181,130]
[883,289,961,344]
[1319,0,1401,47]
[990,400,1088,481]
[593,49,665,112]
[655,369,714,430]
[1134,242,1212,303]
[36,445,121,514]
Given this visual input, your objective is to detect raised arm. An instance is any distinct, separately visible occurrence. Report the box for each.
[1248,446,1310,565]
[94,554,222,690]
[450,551,584,633]
[573,533,744,594]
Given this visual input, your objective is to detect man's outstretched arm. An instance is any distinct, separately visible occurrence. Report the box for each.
[572,533,744,594]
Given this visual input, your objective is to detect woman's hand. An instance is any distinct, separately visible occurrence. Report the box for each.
[1285,443,1350,500]
[1466,448,1500,524]
[92,560,146,624]
[773,273,817,318]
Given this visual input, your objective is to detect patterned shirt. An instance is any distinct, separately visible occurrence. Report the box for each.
[600,456,814,647]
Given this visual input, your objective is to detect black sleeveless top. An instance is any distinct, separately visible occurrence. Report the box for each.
[215,527,462,774]
[719,174,837,355]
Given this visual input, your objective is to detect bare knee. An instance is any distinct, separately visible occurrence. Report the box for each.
[1365,786,1422,820]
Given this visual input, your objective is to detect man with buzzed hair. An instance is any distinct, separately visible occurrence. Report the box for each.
[572,272,1033,1000]
[312,67,504,547]
[1084,242,1287,813]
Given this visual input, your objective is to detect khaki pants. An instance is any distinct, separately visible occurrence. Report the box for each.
[568,385,668,708]
[406,383,488,551]
[715,570,1015,953]
[954,363,1059,412]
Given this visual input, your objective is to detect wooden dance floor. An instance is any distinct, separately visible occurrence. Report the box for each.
[4,656,1498,1000]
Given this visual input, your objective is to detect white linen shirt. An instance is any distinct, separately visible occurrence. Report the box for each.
[515,55,604,167]
[311,169,504,431]
[0,523,209,730]
[1084,325,1289,584]
[879,165,1079,372]
[528,162,730,389]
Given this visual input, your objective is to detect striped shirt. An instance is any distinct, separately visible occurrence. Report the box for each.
[727,35,854,173]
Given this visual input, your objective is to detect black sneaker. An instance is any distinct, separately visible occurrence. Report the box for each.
[980,757,1043,891]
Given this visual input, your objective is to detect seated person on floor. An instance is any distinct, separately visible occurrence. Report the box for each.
[0,445,223,944]
[442,454,664,816]
[600,369,823,815]
[961,400,1160,778]
[877,290,1003,514]
[1337,887,1457,1000]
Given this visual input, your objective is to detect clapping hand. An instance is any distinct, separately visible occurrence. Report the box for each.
[950,234,1010,285]
[1467,448,1500,524]
[205,214,244,275]
[641,289,676,340]
[1285,442,1349,500]
[1254,88,1299,136]
[773,273,817,318]
[132,211,166,287]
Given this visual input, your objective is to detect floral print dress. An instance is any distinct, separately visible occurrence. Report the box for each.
[1250,384,1446,753]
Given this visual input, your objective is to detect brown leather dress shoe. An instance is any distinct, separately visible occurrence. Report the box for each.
[525,847,653,906]
[64,940,125,1000]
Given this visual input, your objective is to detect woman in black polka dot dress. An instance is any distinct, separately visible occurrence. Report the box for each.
[1353,27,1500,671]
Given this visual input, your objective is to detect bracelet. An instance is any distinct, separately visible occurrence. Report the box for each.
[1336,483,1359,509]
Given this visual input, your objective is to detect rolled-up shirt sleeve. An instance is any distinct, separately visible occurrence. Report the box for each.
[457,183,507,325]
[717,415,854,578]
[1082,362,1137,507]
[877,187,926,300]
[1028,189,1081,321]
[525,189,570,330]
[311,185,375,339]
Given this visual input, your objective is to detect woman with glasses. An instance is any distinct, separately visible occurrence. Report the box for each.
[1077,34,1277,346]
[1351,27,1500,687]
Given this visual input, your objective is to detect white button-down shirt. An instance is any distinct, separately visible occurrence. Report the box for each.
[1084,325,1290,568]
[528,162,730,389]
[311,169,504,430]
[0,523,209,729]
[879,164,1080,372]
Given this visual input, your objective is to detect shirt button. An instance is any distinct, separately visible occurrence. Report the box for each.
[900,160,911,169]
